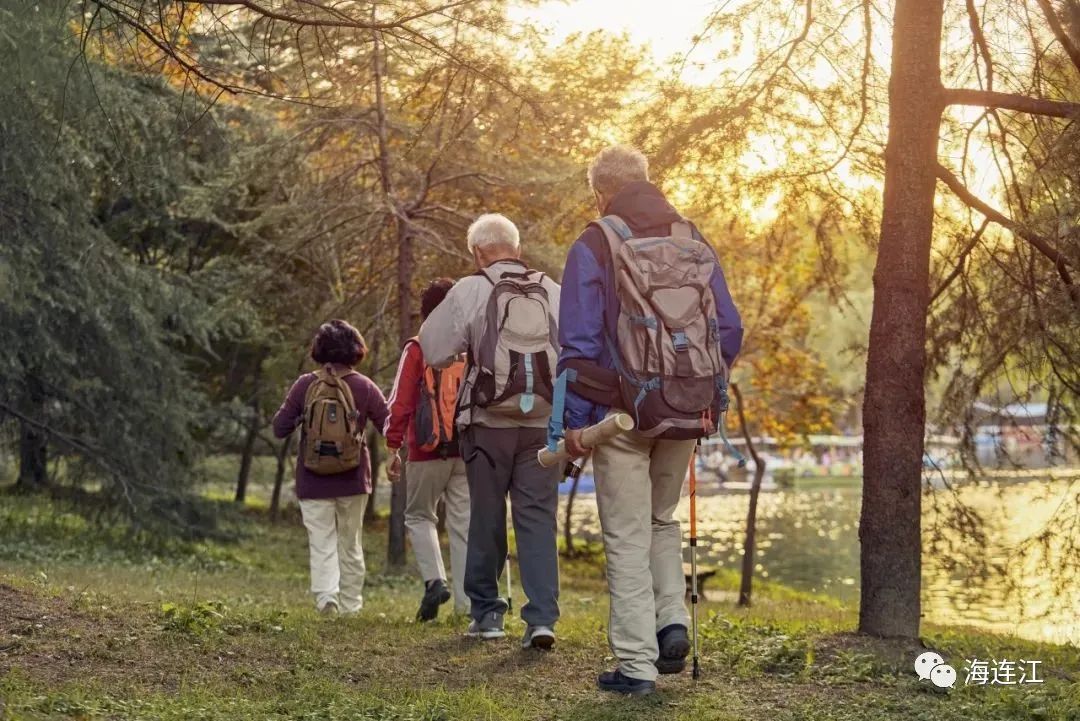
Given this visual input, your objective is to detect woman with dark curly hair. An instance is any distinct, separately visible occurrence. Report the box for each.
[272,319,389,615]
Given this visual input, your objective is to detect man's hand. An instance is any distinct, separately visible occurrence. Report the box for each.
[387,450,403,481]
[564,428,591,458]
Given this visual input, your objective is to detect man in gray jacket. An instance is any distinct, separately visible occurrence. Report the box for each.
[419,213,562,649]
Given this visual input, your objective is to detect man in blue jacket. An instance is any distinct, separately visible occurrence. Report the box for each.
[559,145,742,696]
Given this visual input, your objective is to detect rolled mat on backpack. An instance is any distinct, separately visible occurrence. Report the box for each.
[537,413,635,468]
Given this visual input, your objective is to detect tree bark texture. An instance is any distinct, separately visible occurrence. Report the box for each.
[859,0,945,638]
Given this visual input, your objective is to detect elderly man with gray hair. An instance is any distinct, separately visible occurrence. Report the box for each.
[419,213,563,649]
[557,145,743,695]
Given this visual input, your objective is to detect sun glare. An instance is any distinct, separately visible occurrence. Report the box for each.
[509,0,713,52]
[508,0,730,85]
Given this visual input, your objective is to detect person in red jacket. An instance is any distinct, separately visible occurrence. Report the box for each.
[385,278,470,621]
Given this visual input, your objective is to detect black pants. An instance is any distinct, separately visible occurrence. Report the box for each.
[461,425,561,627]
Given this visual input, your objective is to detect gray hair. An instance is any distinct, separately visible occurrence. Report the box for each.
[467,213,520,253]
[588,145,649,198]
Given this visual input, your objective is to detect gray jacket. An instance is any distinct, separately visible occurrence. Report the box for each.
[419,260,561,429]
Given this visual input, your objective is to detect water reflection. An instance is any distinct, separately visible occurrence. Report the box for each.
[562,481,1079,646]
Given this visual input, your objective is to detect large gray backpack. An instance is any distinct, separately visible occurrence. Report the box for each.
[465,264,558,422]
[597,215,731,439]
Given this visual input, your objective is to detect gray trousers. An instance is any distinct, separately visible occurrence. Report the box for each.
[405,457,470,613]
[461,425,561,627]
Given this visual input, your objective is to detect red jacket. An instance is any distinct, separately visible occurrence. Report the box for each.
[384,341,460,462]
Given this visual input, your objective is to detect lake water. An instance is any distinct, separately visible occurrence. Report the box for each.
[563,479,1080,646]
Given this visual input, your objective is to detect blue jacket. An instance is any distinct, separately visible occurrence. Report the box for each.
[556,181,743,430]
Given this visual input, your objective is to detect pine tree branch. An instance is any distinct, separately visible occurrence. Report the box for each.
[95,0,477,31]
[930,218,990,305]
[965,0,994,90]
[942,88,1080,118]
[934,163,1079,304]
[1034,0,1080,76]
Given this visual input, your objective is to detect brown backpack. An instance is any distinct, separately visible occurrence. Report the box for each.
[592,214,731,439]
[302,367,364,475]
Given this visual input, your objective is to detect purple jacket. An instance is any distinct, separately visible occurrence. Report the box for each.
[272,367,389,500]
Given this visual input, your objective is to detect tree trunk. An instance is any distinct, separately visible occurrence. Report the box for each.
[235,360,264,504]
[366,429,381,524]
[859,0,945,638]
[235,376,263,504]
[388,459,408,568]
[270,435,291,521]
[17,419,48,492]
[373,25,409,569]
[733,384,766,607]
[16,375,48,492]
[387,221,413,567]
[386,227,412,564]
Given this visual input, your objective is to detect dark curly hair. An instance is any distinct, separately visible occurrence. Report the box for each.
[420,278,455,320]
[310,319,367,366]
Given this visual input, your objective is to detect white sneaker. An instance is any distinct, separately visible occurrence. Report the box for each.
[522,625,555,650]
[465,612,505,639]
[318,599,339,616]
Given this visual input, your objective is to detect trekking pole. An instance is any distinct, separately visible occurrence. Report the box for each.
[506,503,514,612]
[689,441,701,680]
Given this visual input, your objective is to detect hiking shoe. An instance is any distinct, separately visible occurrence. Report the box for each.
[416,579,452,622]
[318,599,339,617]
[597,669,656,696]
[655,623,690,674]
[465,612,505,640]
[521,625,555,650]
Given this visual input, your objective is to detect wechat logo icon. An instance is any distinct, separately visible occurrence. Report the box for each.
[915,651,957,689]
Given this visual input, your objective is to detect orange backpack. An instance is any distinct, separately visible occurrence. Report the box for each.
[408,339,464,457]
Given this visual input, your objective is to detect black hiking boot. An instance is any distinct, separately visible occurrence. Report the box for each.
[416,579,451,622]
[597,669,656,696]
[655,624,690,674]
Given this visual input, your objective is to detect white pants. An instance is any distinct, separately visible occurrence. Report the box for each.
[405,457,470,613]
[592,426,695,681]
[299,494,368,613]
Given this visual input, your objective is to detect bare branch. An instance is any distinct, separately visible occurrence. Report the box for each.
[930,218,990,305]
[935,163,1079,303]
[943,87,1080,118]
[965,0,994,90]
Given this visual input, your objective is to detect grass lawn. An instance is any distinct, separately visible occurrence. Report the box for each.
[0,489,1077,721]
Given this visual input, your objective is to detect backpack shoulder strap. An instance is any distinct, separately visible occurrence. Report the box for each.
[333,369,360,413]
[594,215,633,273]
[598,215,633,241]
[311,366,360,419]
[303,371,324,408]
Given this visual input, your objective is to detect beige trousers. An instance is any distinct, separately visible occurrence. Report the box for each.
[592,425,695,681]
[299,494,368,613]
[405,457,470,613]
